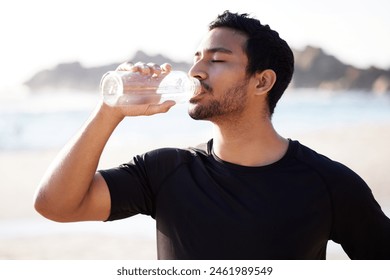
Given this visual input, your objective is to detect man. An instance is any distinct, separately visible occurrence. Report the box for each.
[34,11,390,259]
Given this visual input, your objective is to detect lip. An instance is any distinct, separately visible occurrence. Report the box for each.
[189,91,206,103]
[195,89,207,96]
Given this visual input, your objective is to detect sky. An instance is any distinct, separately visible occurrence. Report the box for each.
[0,0,389,92]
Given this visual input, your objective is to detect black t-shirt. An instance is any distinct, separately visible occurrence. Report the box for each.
[99,139,390,259]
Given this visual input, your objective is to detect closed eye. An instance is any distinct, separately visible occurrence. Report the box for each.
[211,60,225,63]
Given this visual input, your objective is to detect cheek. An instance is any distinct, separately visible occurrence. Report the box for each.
[208,69,233,90]
[210,73,244,94]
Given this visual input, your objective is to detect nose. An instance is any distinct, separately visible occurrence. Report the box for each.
[188,60,207,81]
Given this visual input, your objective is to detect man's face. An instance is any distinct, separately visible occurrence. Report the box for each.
[188,27,250,122]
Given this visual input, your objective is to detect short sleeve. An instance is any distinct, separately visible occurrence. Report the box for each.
[328,162,390,259]
[99,155,154,221]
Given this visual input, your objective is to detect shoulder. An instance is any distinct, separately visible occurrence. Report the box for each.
[138,140,212,168]
[293,140,360,177]
[291,139,372,197]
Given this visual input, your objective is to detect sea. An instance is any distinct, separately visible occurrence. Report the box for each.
[1,88,390,259]
[1,88,390,151]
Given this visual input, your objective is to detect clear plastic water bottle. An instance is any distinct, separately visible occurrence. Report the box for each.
[100,70,200,106]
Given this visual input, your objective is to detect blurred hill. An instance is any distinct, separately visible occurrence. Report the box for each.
[292,46,390,94]
[24,47,390,94]
[24,51,191,93]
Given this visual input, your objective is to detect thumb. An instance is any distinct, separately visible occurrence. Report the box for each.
[142,100,176,116]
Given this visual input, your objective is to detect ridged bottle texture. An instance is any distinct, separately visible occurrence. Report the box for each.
[100,71,200,106]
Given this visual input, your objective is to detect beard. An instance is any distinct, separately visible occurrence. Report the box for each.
[188,79,249,122]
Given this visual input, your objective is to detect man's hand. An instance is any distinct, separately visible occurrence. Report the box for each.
[101,62,176,120]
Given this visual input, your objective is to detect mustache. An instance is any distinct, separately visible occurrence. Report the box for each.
[200,81,213,93]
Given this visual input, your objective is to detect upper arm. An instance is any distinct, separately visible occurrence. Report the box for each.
[76,172,111,221]
[327,163,390,258]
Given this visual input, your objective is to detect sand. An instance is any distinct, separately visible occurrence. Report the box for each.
[1,122,389,260]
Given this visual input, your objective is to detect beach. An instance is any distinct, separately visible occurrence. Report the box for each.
[1,120,389,260]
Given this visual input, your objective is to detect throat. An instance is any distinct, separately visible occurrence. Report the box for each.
[212,127,289,167]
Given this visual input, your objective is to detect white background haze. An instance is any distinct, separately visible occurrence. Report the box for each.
[0,0,389,93]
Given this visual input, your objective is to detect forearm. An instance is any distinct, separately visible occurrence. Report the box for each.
[34,102,123,220]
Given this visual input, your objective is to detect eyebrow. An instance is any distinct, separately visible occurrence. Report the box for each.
[194,47,233,56]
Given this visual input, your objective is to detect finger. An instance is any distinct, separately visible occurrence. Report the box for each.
[147,63,162,76]
[161,63,172,74]
[116,61,133,71]
[133,62,152,75]
[143,100,176,115]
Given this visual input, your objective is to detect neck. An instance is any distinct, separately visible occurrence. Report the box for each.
[211,117,289,167]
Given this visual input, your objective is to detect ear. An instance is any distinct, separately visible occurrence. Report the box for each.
[254,69,276,95]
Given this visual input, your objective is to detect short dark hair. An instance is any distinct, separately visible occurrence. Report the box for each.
[209,11,294,115]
